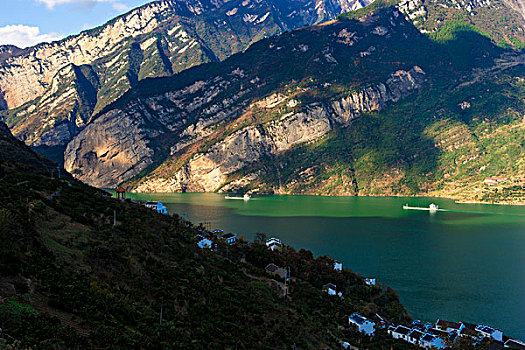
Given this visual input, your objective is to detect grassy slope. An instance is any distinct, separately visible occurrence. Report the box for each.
[0,125,417,348]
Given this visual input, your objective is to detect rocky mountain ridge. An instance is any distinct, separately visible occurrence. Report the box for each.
[64,7,444,190]
[0,0,373,157]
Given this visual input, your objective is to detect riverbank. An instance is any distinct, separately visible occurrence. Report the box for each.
[122,192,525,340]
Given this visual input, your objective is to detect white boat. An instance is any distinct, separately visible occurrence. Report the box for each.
[225,194,251,200]
[403,203,441,211]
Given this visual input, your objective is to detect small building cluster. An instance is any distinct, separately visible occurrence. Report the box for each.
[144,201,168,214]
[388,324,445,349]
[386,318,523,349]
[194,228,237,250]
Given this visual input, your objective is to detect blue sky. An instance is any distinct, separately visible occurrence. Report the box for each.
[0,0,151,48]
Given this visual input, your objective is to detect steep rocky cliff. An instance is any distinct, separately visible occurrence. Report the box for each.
[62,4,525,202]
[132,67,425,192]
[0,0,373,154]
[64,8,438,189]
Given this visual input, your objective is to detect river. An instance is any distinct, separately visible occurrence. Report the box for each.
[127,192,525,339]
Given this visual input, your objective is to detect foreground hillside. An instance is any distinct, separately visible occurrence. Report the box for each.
[0,122,416,348]
[0,0,370,163]
[61,5,525,203]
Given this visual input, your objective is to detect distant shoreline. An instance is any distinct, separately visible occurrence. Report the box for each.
[123,189,525,206]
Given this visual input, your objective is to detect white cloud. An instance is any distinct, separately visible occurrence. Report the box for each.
[36,0,129,11]
[112,2,129,11]
[0,25,63,48]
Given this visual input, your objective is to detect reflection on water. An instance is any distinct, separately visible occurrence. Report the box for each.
[128,192,525,339]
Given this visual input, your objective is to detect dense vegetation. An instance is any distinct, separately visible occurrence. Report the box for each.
[0,123,417,348]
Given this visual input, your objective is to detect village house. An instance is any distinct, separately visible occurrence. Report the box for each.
[436,319,464,334]
[195,235,212,249]
[144,201,168,214]
[390,325,411,341]
[420,333,445,349]
[334,261,343,271]
[364,278,376,286]
[266,237,282,251]
[322,283,337,296]
[265,263,288,280]
[213,229,224,235]
[459,322,479,339]
[348,313,375,336]
[221,233,237,245]
[475,324,503,342]
[407,329,424,345]
[505,339,525,349]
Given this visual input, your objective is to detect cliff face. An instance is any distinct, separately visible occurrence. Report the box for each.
[133,67,425,192]
[63,8,432,189]
[0,0,374,151]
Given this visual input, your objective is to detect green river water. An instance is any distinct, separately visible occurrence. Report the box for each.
[126,193,525,339]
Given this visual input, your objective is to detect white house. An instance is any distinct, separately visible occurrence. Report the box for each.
[475,324,503,342]
[322,283,337,296]
[391,325,411,341]
[334,261,343,271]
[364,278,376,286]
[266,237,282,251]
[505,339,525,349]
[196,235,212,249]
[420,334,445,349]
[436,319,464,334]
[348,313,375,336]
[144,201,168,214]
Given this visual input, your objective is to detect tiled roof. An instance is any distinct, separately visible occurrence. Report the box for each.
[394,325,411,335]
[349,314,368,325]
[437,319,462,330]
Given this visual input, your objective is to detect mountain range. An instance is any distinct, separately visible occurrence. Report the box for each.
[0,0,371,156]
[1,0,525,203]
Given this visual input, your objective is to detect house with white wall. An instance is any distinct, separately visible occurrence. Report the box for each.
[391,325,411,341]
[475,324,503,342]
[322,283,337,296]
[348,313,375,336]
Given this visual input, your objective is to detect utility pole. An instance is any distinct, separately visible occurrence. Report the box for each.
[284,266,290,301]
[113,210,116,226]
[159,297,164,326]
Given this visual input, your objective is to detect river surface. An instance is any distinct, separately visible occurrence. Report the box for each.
[128,192,525,339]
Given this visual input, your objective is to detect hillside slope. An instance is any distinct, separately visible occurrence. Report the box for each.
[62,5,525,203]
[0,116,416,348]
[0,0,372,162]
